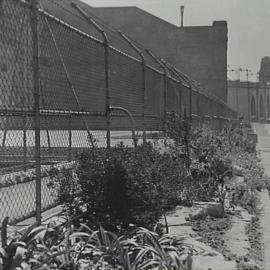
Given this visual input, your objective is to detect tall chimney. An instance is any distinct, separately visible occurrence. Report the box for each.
[180,5,184,27]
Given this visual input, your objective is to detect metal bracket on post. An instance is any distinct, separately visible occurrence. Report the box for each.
[118,31,146,144]
[145,49,168,130]
[31,0,41,225]
[71,3,111,149]
[110,106,137,147]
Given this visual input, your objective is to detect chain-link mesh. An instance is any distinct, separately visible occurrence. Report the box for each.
[0,0,238,225]
[145,66,164,131]
[0,0,36,224]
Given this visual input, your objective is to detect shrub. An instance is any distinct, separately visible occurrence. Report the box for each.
[50,143,186,230]
[177,123,262,204]
[49,122,265,227]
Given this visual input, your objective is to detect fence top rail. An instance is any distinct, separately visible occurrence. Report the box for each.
[18,0,30,7]
[37,5,236,117]
[37,6,201,86]
[38,8,104,45]
[39,7,159,68]
[40,6,184,81]
[144,63,164,76]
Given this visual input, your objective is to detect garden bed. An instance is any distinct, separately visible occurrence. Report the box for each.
[0,161,75,188]
[1,123,268,269]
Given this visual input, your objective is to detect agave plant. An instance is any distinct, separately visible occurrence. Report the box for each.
[0,217,47,270]
[124,227,193,270]
[0,215,194,270]
[69,225,193,270]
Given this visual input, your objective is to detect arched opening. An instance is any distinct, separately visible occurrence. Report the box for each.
[267,95,270,118]
[260,95,264,118]
[251,96,256,119]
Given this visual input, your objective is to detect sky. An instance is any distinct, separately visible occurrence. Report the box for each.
[81,0,270,81]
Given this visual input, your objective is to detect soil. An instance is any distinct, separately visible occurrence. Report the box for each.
[191,212,263,270]
[246,216,264,267]
[191,215,231,254]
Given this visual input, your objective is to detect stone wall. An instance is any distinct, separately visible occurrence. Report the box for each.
[227,80,270,122]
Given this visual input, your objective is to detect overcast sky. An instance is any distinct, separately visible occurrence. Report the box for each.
[81,0,270,81]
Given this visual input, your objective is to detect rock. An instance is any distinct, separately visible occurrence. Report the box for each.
[189,203,224,220]
[232,165,244,176]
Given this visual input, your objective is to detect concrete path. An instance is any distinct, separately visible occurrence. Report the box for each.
[259,190,270,269]
[253,123,270,173]
[252,123,270,269]
[162,206,237,270]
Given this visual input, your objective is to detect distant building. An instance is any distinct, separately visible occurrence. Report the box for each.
[259,57,270,84]
[41,0,228,102]
[227,58,270,122]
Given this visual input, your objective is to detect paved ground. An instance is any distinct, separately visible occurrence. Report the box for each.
[252,123,270,172]
[252,123,270,270]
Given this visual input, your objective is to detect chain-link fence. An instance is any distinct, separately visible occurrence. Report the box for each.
[0,0,238,225]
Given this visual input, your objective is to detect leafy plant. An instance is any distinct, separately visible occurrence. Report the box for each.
[0,217,193,270]
[0,217,43,270]
[49,143,186,230]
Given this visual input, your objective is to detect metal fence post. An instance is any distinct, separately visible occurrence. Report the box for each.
[23,115,27,172]
[110,106,138,147]
[31,0,41,224]
[145,50,167,129]
[161,62,183,115]
[161,62,183,119]
[71,3,110,149]
[118,32,146,144]
[196,91,200,119]
[189,86,192,123]
[183,108,190,169]
[104,40,110,149]
[68,114,72,162]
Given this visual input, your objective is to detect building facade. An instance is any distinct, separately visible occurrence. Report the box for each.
[228,57,270,122]
[227,80,270,122]
[41,0,228,102]
[93,7,228,102]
